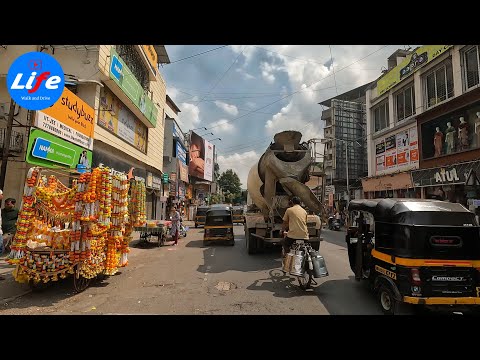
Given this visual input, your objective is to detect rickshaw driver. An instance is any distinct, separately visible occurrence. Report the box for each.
[281,196,309,257]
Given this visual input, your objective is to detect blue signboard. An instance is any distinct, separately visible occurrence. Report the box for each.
[176,140,187,165]
[173,122,185,143]
[110,55,123,81]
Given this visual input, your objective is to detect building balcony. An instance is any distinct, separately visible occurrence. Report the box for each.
[324,160,333,168]
[0,129,24,157]
[321,108,331,121]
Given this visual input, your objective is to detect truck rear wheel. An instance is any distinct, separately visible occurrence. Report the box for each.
[246,228,257,254]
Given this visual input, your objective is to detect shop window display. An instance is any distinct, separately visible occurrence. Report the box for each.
[421,102,480,159]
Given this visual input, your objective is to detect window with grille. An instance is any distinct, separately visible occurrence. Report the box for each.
[395,84,415,122]
[462,45,480,90]
[373,101,389,132]
[115,45,149,90]
[423,61,454,109]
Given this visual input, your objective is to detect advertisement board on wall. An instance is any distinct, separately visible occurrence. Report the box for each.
[375,126,419,175]
[26,128,92,169]
[98,87,148,153]
[35,87,95,150]
[204,139,214,182]
[189,131,214,182]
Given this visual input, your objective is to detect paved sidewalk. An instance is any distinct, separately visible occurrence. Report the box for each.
[0,254,31,305]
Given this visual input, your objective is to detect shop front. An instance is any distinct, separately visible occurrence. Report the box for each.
[362,172,418,199]
[418,90,480,169]
[146,171,165,220]
[411,159,480,207]
[92,142,146,178]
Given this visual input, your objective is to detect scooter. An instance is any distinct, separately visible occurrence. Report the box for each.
[331,219,341,231]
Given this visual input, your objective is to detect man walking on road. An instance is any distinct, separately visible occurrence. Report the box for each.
[281,196,309,257]
[2,198,18,254]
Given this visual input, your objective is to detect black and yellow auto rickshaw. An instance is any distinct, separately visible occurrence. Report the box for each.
[232,206,245,225]
[203,205,235,246]
[346,198,480,315]
[195,206,210,228]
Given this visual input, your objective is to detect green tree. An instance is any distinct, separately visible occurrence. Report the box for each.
[218,169,242,203]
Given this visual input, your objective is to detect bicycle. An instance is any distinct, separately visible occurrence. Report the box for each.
[282,240,321,290]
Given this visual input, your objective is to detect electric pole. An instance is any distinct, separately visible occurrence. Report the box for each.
[0,98,16,206]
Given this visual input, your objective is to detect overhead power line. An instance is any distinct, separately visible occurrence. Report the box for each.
[205,45,390,131]
[167,45,229,64]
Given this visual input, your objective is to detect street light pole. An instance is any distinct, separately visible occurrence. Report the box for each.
[345,140,349,207]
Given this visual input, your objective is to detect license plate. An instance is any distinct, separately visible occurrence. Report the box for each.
[350,237,358,244]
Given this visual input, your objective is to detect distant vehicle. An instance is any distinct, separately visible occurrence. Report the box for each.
[232,206,245,225]
[195,206,210,228]
[203,205,235,246]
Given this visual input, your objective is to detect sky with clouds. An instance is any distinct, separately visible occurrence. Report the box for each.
[159,45,412,188]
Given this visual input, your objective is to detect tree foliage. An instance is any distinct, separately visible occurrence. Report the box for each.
[218,169,242,203]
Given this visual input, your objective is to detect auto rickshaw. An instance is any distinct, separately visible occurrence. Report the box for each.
[195,206,210,228]
[232,206,245,225]
[203,205,235,246]
[346,198,480,315]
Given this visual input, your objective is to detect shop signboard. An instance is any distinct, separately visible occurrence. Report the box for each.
[109,47,158,127]
[146,172,153,188]
[152,175,162,190]
[411,160,480,187]
[176,140,187,165]
[179,160,189,183]
[98,87,148,153]
[142,45,158,75]
[26,128,92,169]
[377,45,453,95]
[35,87,95,150]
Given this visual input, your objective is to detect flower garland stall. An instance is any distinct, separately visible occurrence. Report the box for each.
[8,166,143,292]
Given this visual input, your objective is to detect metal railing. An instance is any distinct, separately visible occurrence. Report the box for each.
[0,129,24,153]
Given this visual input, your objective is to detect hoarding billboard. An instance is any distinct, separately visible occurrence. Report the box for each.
[189,131,214,182]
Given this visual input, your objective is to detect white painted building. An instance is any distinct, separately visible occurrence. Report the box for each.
[364,45,480,208]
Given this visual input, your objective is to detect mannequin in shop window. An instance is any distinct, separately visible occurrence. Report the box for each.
[474,112,480,148]
[445,122,456,154]
[458,116,469,151]
[434,127,444,157]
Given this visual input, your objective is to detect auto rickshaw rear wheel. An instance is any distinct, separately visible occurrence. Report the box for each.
[378,284,398,315]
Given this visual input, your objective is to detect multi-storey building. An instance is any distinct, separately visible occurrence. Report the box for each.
[0,45,170,218]
[319,83,371,212]
[364,45,480,210]
[163,95,191,219]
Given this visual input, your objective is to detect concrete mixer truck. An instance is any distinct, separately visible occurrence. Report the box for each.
[244,130,324,254]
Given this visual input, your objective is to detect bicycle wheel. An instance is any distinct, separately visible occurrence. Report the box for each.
[297,268,313,290]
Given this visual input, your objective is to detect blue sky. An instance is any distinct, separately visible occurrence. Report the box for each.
[159,45,411,187]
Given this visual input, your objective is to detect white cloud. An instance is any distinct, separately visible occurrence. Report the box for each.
[214,101,239,116]
[245,101,256,108]
[209,119,235,133]
[177,103,201,132]
[236,68,255,80]
[230,45,257,66]
[217,150,259,188]
[260,61,281,83]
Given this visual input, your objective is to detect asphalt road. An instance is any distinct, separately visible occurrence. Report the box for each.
[0,225,384,315]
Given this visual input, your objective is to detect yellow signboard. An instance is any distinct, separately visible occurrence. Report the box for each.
[142,45,158,73]
[42,87,95,136]
[98,87,148,153]
[377,45,453,96]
